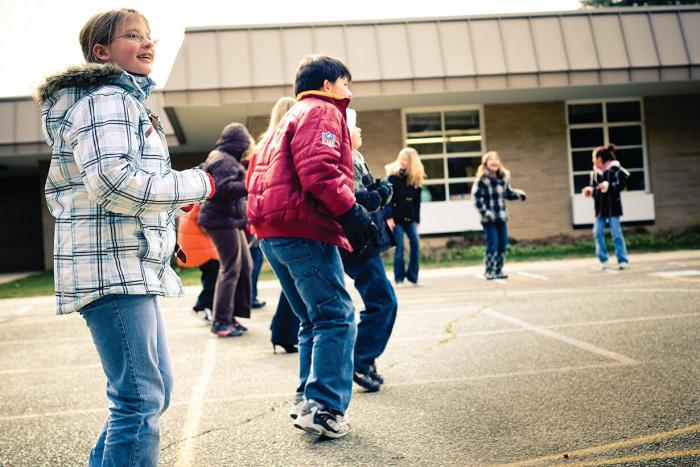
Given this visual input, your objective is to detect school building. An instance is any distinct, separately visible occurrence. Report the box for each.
[1,5,699,272]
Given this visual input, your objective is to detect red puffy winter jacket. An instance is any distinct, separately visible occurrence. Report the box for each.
[246,91,356,251]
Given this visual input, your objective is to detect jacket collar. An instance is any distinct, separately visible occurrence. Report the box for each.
[296,90,351,113]
[35,63,155,104]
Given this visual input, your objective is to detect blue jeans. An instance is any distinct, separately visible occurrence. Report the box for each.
[393,221,420,283]
[260,238,357,415]
[483,220,508,256]
[343,253,398,375]
[80,294,172,467]
[250,244,264,302]
[593,216,629,264]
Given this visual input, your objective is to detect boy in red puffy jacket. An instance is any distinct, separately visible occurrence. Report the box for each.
[247,54,375,438]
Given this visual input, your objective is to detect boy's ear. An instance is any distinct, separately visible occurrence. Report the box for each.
[321,79,331,92]
[92,44,111,63]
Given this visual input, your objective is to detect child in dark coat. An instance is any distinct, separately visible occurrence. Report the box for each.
[582,144,630,269]
[472,151,526,280]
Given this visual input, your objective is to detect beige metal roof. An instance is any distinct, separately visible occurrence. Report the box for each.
[164,6,700,101]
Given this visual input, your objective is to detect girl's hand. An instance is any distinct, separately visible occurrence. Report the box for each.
[582,186,593,197]
[386,218,395,230]
[597,181,609,193]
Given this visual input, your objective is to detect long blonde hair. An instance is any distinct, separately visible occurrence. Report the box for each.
[258,96,296,142]
[475,151,510,181]
[385,147,426,188]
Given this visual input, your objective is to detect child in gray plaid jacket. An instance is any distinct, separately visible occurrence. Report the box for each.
[471,151,527,280]
[35,8,214,466]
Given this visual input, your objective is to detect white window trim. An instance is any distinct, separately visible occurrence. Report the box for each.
[401,105,486,202]
[565,97,651,196]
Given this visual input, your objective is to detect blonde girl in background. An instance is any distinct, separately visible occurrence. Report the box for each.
[471,151,526,280]
[35,8,214,466]
[385,147,426,286]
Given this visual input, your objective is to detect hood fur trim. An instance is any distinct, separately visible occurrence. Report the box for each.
[34,63,123,104]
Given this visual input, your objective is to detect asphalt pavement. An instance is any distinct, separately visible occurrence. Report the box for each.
[0,250,699,466]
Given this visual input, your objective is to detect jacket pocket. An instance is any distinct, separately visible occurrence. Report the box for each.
[137,214,168,265]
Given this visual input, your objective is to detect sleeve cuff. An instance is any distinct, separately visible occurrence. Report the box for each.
[206,173,216,199]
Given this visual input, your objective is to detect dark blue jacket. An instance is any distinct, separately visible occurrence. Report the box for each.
[385,172,422,225]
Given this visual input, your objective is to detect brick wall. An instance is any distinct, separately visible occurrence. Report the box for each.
[355,109,404,178]
[484,102,573,239]
[644,94,700,230]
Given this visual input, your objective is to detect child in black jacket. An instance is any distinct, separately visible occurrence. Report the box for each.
[385,147,426,286]
[582,144,630,270]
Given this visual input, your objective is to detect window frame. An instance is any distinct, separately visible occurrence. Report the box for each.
[401,104,486,202]
[565,97,650,196]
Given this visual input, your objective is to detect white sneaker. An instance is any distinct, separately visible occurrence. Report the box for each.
[293,402,349,438]
[395,282,405,288]
[601,261,609,271]
[289,393,305,420]
[410,281,422,287]
[618,262,629,270]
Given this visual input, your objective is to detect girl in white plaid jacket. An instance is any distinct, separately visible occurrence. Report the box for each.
[35,9,214,466]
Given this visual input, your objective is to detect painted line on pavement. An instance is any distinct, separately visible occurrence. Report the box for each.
[516,271,549,281]
[14,306,30,316]
[569,449,700,466]
[389,362,626,388]
[174,338,218,467]
[483,309,640,365]
[652,269,700,278]
[497,422,700,466]
[5,312,698,376]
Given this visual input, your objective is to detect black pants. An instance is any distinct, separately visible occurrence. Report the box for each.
[194,259,219,311]
[270,291,301,346]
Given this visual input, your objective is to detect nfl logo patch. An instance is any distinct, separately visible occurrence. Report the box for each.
[321,131,336,147]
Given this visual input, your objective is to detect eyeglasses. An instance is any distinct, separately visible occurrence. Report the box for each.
[110,32,159,46]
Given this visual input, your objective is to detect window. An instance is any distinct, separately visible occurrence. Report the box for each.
[403,107,483,202]
[567,99,648,194]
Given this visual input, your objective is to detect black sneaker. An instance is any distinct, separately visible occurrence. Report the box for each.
[353,371,380,392]
[211,321,244,337]
[369,364,384,385]
[232,318,248,332]
[251,299,266,309]
[293,402,349,439]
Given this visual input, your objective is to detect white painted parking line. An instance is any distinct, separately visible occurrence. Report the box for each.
[483,309,640,365]
[516,271,549,281]
[652,269,700,278]
[175,339,218,467]
[14,306,30,316]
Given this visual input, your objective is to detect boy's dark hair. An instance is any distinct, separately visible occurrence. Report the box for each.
[294,54,352,96]
[595,144,617,163]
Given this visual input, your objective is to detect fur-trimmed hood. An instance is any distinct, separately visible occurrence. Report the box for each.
[34,63,154,104]
[593,160,631,177]
[36,63,156,147]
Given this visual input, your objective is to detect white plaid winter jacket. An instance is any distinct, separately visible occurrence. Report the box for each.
[36,64,212,314]
[472,174,525,223]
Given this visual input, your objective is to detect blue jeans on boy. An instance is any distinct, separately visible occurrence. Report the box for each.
[250,244,264,303]
[593,216,629,264]
[393,221,420,283]
[260,237,356,415]
[343,253,398,376]
[80,294,172,467]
